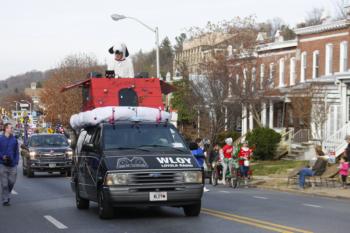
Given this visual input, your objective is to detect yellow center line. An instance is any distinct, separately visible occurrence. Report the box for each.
[202,210,293,233]
[202,208,313,233]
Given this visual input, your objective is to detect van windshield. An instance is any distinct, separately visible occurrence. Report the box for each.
[103,124,187,151]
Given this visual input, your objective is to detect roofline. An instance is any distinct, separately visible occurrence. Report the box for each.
[294,19,350,35]
[257,39,297,52]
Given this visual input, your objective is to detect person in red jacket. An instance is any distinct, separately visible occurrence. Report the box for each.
[219,137,234,185]
[238,141,253,185]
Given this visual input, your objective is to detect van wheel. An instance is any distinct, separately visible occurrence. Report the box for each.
[183,201,201,217]
[76,186,89,209]
[98,190,114,219]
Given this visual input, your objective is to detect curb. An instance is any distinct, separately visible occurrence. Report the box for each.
[257,185,350,200]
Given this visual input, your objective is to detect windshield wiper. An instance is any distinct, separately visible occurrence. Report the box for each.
[137,144,188,153]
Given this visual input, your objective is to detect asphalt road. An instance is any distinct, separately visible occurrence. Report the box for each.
[1,163,350,233]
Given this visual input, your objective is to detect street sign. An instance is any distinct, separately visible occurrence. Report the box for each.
[19,103,29,108]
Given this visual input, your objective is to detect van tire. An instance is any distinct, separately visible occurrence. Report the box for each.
[98,190,114,219]
[183,201,201,217]
[76,186,89,209]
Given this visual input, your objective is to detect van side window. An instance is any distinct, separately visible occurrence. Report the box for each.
[83,130,93,145]
[76,130,87,154]
[119,88,138,106]
[91,128,101,147]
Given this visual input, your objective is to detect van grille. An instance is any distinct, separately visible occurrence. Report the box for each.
[38,153,66,160]
[129,172,183,185]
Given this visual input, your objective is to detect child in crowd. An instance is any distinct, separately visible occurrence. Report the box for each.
[238,141,253,186]
[339,157,349,189]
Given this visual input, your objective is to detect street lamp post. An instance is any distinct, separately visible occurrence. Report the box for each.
[111,14,160,78]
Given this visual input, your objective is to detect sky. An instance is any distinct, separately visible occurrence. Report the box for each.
[0,0,343,79]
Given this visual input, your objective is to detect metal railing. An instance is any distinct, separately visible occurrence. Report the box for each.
[292,129,310,144]
[323,122,350,157]
[280,128,294,154]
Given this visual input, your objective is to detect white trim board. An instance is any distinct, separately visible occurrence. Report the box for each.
[300,32,349,43]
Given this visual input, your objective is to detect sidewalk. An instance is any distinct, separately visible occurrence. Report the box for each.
[253,176,350,200]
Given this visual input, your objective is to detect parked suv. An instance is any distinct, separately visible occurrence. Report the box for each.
[21,133,73,177]
[71,121,203,219]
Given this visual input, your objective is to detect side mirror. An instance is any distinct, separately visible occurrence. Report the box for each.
[82,143,94,152]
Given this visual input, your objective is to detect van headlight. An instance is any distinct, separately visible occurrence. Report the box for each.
[182,171,202,184]
[66,150,73,159]
[29,151,36,160]
[105,173,129,186]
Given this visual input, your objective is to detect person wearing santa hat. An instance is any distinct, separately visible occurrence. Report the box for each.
[108,43,135,78]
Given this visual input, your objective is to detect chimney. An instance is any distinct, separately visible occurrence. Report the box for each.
[274,30,284,42]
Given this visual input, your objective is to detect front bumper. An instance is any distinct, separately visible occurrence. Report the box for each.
[28,159,72,171]
[103,184,203,207]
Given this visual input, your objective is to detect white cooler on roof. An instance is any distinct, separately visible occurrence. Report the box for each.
[70,106,172,130]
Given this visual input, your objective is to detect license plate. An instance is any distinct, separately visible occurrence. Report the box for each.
[49,163,56,168]
[149,192,167,201]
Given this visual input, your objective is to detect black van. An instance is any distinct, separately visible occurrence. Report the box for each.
[71,121,203,219]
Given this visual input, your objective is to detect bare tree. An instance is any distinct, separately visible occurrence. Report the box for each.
[179,16,260,143]
[289,83,330,143]
[332,0,347,20]
[297,7,326,28]
[39,54,104,127]
[0,92,33,113]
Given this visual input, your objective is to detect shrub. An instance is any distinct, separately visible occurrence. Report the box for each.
[246,127,281,160]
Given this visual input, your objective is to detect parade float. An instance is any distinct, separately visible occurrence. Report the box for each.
[60,73,177,130]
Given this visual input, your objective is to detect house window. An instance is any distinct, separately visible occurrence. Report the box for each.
[300,52,307,82]
[269,63,275,88]
[340,41,348,72]
[252,67,256,92]
[279,58,285,87]
[290,57,296,86]
[325,43,333,75]
[312,51,320,79]
[260,64,264,89]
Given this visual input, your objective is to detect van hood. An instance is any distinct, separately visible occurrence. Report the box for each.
[102,153,199,170]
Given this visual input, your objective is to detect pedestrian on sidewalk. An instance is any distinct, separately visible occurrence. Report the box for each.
[339,157,349,189]
[344,135,350,162]
[189,139,209,192]
[220,138,234,185]
[238,142,253,186]
[0,123,19,206]
[209,144,220,165]
[298,156,327,189]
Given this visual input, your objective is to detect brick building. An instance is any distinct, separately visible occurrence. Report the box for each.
[226,7,350,157]
[173,5,350,155]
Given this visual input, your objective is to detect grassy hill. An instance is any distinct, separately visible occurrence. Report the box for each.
[0,70,49,99]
